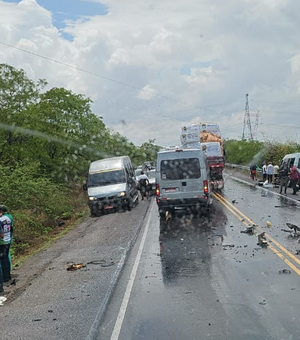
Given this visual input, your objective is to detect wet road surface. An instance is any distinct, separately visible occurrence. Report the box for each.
[99,176,300,340]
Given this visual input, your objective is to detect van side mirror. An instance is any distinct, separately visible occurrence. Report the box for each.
[83,183,87,191]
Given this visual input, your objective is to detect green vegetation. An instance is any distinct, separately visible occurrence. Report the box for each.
[224,139,300,167]
[0,63,160,261]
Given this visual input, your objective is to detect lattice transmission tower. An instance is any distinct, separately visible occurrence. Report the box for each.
[242,93,259,140]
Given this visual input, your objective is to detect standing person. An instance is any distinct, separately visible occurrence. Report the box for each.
[0,219,4,293]
[273,163,280,183]
[138,171,149,200]
[279,163,289,194]
[289,164,299,195]
[0,205,14,271]
[262,163,267,182]
[0,208,12,283]
[250,164,257,181]
[267,162,274,183]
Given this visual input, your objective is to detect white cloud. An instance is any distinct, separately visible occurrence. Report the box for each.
[0,0,300,146]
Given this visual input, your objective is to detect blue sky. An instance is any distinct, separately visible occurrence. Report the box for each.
[3,0,107,30]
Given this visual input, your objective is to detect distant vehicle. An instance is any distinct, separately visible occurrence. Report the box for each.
[155,148,212,221]
[84,156,139,217]
[142,161,156,172]
[146,169,156,195]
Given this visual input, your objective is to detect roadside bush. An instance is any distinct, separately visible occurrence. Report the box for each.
[0,162,87,258]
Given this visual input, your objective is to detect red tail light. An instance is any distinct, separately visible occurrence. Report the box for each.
[156,184,160,197]
[203,180,208,194]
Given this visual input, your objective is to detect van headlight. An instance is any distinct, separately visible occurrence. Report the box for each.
[89,196,97,201]
[118,191,126,197]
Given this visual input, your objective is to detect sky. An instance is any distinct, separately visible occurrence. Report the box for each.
[1,0,300,147]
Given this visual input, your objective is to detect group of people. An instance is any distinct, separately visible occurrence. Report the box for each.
[0,205,13,294]
[250,161,300,195]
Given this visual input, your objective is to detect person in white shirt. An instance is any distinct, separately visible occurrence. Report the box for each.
[262,163,267,182]
[267,162,274,183]
[273,163,280,183]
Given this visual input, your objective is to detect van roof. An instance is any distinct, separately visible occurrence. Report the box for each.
[89,156,129,173]
[158,148,202,154]
[283,153,300,158]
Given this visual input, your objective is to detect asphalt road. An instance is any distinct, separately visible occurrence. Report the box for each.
[2,171,300,340]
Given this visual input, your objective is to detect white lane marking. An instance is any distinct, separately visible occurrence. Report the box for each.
[110,200,154,340]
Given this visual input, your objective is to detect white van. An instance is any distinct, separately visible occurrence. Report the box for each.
[155,148,212,219]
[281,153,300,171]
[84,156,139,216]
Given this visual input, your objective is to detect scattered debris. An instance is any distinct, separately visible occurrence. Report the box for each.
[232,200,236,204]
[279,269,291,274]
[145,275,157,279]
[0,296,7,305]
[257,232,268,247]
[241,226,255,234]
[10,279,16,286]
[295,250,300,255]
[266,221,272,228]
[87,260,106,265]
[33,319,42,322]
[66,263,86,271]
[281,229,293,233]
[259,300,266,305]
[286,223,300,234]
[100,261,115,268]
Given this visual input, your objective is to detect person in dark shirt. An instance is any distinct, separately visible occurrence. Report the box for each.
[279,163,289,194]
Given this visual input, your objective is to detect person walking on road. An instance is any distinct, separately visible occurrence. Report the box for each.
[289,164,299,195]
[279,163,289,194]
[267,162,274,183]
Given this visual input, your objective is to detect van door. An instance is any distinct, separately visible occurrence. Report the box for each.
[160,157,202,200]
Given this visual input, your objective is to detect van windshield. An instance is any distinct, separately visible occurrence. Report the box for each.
[160,158,201,180]
[88,169,126,187]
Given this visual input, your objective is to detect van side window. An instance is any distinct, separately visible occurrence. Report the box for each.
[297,159,300,169]
[161,158,201,180]
[290,158,295,166]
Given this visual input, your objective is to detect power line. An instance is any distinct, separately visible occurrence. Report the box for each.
[0,40,216,114]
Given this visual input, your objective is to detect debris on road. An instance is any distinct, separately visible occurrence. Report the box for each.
[266,221,272,228]
[100,261,115,267]
[66,263,86,271]
[279,269,291,274]
[286,223,300,234]
[241,226,255,234]
[257,232,268,247]
[259,300,266,305]
[295,250,300,255]
[0,296,7,305]
[281,228,293,233]
[222,244,235,248]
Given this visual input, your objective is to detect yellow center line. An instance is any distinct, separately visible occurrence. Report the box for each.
[214,192,300,276]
